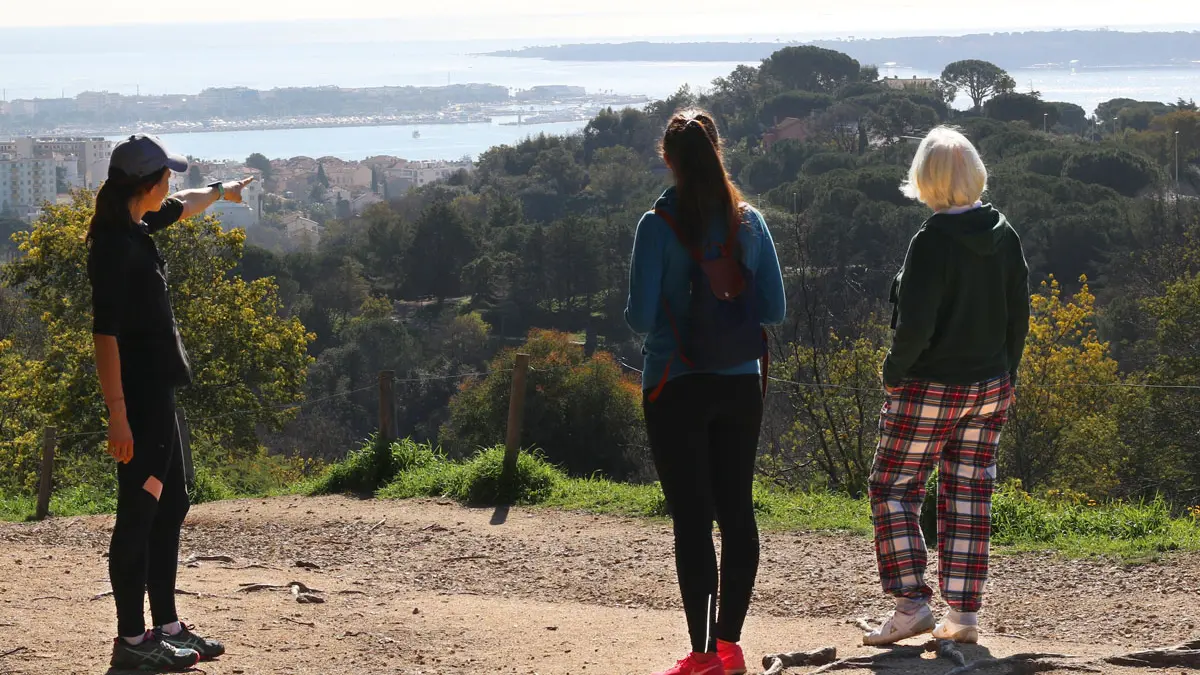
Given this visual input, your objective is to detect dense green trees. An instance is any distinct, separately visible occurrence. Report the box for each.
[941,59,1016,110]
[442,330,647,480]
[246,152,273,181]
[985,93,1058,129]
[759,46,862,94]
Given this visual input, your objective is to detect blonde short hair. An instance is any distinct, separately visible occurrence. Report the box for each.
[900,126,988,212]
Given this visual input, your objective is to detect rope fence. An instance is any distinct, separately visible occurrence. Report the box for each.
[15,366,521,520]
[616,359,1200,393]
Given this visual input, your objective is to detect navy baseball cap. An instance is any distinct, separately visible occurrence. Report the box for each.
[109,134,189,178]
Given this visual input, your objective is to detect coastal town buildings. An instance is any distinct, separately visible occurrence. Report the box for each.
[0,156,57,218]
[881,76,937,91]
[281,213,322,247]
[0,135,112,206]
[349,191,383,215]
[763,117,812,151]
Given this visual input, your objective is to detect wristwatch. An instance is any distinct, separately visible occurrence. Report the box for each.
[208,181,225,200]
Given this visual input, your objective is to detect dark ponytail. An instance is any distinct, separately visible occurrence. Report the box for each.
[659,109,745,252]
[87,166,169,243]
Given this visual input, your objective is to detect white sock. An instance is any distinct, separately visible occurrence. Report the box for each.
[159,621,183,636]
[947,610,978,626]
[122,632,148,646]
[895,596,930,615]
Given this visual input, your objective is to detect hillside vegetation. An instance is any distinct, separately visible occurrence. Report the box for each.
[1,46,1198,535]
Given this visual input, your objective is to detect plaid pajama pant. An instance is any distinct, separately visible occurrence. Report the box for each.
[868,375,1012,613]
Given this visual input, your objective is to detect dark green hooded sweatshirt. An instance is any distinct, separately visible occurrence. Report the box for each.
[882,204,1030,387]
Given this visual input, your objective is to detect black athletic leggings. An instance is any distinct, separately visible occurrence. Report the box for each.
[109,380,190,639]
[643,373,763,653]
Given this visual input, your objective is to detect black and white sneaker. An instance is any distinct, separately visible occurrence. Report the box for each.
[109,631,200,671]
[158,624,226,660]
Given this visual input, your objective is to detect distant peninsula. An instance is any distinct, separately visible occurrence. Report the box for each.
[485,30,1200,72]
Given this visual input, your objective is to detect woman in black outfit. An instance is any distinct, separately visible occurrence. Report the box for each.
[88,134,252,671]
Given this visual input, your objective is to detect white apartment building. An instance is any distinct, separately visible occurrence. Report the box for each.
[281,213,322,247]
[397,160,474,187]
[326,186,352,206]
[0,137,113,190]
[210,201,257,230]
[0,156,57,217]
[324,165,373,189]
[350,191,383,215]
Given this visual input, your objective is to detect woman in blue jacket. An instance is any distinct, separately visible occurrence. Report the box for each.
[626,109,785,675]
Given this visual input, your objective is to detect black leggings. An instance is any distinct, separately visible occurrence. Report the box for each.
[644,374,763,653]
[109,382,190,639]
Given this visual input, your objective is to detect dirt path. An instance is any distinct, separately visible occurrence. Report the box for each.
[0,496,1196,674]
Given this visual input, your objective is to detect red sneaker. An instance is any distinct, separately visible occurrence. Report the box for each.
[653,652,724,675]
[717,639,747,675]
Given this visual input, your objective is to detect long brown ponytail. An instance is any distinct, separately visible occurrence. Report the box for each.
[659,109,744,252]
[86,166,169,243]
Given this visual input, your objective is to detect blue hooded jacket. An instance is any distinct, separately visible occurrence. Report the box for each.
[624,187,786,391]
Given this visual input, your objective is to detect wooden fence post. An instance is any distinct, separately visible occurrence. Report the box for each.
[177,411,195,492]
[36,427,56,520]
[503,354,531,476]
[379,371,396,442]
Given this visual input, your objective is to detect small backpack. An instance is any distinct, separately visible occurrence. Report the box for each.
[648,206,769,402]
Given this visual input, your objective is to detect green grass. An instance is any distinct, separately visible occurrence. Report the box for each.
[990,484,1200,561]
[312,440,1200,560]
[378,446,559,505]
[309,436,442,496]
[0,483,116,521]
[0,466,269,521]
[543,476,669,518]
[540,476,873,535]
[6,436,1198,562]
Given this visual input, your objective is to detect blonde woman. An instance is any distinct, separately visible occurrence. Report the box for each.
[863,127,1030,646]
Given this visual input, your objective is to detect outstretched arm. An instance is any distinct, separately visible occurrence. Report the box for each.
[175,176,256,220]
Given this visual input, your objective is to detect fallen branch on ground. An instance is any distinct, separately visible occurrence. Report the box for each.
[849,618,876,633]
[238,581,322,594]
[292,583,325,604]
[369,518,387,532]
[936,639,967,667]
[1103,639,1200,669]
[788,644,929,675]
[764,635,1200,674]
[184,554,235,564]
[442,554,489,563]
[0,646,28,659]
[760,647,836,675]
[940,652,1090,675]
[280,617,316,628]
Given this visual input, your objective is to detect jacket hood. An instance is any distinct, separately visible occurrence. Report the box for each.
[924,204,1008,256]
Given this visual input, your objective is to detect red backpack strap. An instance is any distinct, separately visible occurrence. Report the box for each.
[647,296,694,403]
[654,208,703,262]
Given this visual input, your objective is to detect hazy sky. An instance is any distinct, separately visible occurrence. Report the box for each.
[4,0,1199,38]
